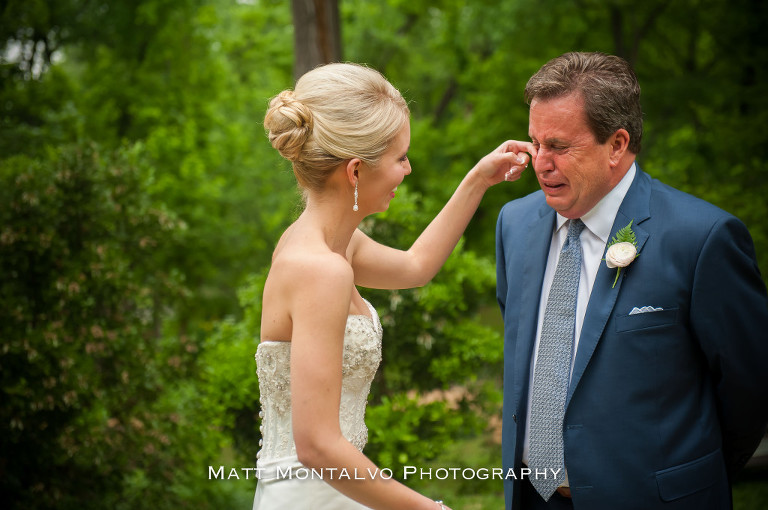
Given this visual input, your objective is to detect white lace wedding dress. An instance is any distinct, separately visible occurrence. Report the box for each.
[252,299,382,509]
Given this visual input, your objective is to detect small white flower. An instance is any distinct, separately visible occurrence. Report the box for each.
[605,242,638,269]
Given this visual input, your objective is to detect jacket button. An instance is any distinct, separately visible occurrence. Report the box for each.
[512,414,517,423]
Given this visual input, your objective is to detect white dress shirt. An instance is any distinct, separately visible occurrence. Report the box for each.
[522,163,637,482]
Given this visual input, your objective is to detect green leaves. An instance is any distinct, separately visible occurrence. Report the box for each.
[607,219,638,248]
[0,142,196,508]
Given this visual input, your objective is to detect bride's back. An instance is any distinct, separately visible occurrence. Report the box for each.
[260,221,335,342]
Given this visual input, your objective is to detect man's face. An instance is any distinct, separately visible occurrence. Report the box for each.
[528,92,617,219]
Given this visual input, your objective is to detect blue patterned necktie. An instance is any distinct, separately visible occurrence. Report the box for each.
[529,218,585,500]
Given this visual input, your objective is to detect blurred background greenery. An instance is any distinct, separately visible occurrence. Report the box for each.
[1,0,766,508]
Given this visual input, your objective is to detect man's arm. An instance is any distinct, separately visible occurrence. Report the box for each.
[496,206,509,317]
[690,215,768,476]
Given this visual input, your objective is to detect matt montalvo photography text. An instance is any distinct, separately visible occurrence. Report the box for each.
[208,465,562,482]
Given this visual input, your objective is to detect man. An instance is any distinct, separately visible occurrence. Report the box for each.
[496,52,768,510]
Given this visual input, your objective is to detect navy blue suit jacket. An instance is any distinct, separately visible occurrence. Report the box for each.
[496,168,768,509]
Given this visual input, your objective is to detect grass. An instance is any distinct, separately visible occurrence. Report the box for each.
[733,465,768,510]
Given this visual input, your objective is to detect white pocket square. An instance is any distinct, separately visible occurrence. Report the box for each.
[629,306,664,315]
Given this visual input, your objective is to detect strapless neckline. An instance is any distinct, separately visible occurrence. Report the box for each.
[259,298,381,344]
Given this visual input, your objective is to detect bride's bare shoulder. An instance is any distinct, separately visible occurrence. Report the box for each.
[270,233,351,292]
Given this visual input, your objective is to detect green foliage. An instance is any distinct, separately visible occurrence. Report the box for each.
[3,0,297,329]
[0,142,201,508]
[199,271,266,463]
[365,395,469,476]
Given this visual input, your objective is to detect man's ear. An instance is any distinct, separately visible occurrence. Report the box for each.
[345,158,362,185]
[608,129,630,167]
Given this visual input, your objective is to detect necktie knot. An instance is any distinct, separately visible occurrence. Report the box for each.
[567,219,585,241]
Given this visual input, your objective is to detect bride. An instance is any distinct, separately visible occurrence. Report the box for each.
[254,62,531,509]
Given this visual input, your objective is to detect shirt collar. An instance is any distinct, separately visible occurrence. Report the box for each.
[554,162,637,242]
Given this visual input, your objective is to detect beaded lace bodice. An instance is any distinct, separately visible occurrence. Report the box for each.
[255,300,383,463]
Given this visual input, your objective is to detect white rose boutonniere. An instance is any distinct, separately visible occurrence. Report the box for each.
[604,220,639,288]
[606,242,637,268]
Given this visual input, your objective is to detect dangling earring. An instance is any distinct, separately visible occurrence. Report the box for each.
[353,181,359,212]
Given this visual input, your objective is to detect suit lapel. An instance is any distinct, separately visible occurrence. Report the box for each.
[566,169,652,406]
[512,204,555,407]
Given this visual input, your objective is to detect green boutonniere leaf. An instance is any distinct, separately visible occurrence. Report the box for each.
[607,219,637,248]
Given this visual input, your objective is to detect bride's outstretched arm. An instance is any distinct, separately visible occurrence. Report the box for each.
[349,140,534,290]
[289,256,447,510]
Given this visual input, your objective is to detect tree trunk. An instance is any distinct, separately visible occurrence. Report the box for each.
[291,0,342,81]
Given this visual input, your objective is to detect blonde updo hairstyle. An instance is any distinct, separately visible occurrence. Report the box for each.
[264,63,410,192]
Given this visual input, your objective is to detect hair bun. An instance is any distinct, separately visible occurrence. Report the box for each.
[264,90,314,162]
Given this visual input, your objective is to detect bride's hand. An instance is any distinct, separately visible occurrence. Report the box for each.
[471,139,535,187]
